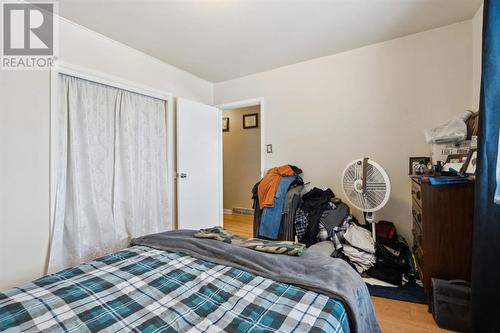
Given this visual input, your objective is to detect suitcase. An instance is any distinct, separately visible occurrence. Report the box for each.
[431,278,471,332]
[253,185,303,241]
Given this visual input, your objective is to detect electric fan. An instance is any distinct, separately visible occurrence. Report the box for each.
[341,158,391,241]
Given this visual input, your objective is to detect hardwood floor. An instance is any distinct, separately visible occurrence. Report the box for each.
[223,213,255,237]
[371,297,449,333]
[223,213,448,332]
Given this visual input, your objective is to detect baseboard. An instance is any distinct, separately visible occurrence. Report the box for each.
[223,209,233,215]
[232,207,254,216]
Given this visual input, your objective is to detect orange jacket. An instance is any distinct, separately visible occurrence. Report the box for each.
[258,165,295,208]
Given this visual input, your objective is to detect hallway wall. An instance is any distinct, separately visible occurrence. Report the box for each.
[223,106,261,211]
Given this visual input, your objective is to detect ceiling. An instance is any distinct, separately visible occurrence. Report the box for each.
[57,0,482,82]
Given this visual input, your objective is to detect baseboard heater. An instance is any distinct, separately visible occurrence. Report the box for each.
[231,207,254,216]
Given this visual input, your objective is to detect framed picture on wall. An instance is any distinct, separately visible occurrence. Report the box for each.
[222,117,229,132]
[243,113,259,129]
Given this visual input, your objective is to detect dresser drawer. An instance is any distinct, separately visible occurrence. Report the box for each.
[411,181,422,207]
[414,241,424,264]
[412,199,423,229]
[412,221,423,247]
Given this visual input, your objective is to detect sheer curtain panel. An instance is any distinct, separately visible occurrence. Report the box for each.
[48,74,170,273]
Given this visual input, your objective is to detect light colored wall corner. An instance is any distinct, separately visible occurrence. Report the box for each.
[57,16,214,105]
[214,21,474,244]
[472,4,484,111]
[222,106,261,210]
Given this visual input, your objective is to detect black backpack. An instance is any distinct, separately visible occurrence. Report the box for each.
[367,240,417,286]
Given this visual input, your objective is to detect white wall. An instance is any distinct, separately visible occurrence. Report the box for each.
[0,71,51,291]
[0,17,213,290]
[214,21,474,244]
[472,5,483,110]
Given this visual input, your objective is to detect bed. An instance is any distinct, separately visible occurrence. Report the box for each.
[0,230,379,332]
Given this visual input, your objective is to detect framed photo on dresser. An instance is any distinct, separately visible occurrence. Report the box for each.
[461,149,477,175]
[408,156,430,175]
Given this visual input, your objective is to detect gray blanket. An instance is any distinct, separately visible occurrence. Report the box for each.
[131,229,380,333]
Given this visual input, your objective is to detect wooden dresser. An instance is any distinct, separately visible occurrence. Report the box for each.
[410,176,474,297]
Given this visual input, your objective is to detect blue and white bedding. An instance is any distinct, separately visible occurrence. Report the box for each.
[0,230,379,332]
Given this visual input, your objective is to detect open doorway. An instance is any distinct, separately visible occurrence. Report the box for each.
[220,102,262,237]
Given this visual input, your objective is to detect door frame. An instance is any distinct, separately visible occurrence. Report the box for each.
[217,98,266,178]
[49,61,175,239]
[217,98,265,217]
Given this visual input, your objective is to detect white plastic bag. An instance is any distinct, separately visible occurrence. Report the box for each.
[424,117,468,144]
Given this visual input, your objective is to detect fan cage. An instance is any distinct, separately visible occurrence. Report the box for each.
[341,159,391,212]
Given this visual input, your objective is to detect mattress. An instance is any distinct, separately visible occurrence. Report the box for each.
[0,246,349,332]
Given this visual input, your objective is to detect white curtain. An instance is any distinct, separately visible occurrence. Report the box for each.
[48,74,170,273]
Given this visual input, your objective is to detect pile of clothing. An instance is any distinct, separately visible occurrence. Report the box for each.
[293,186,419,284]
[252,165,304,240]
[335,220,418,285]
[293,187,376,273]
[294,187,336,246]
[294,187,351,246]
[253,168,419,285]
[331,217,376,273]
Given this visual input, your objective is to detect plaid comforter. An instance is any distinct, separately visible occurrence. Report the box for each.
[0,246,349,332]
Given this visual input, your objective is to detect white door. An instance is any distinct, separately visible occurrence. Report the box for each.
[177,98,222,230]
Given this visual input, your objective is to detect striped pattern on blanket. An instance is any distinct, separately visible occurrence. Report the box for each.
[0,246,349,332]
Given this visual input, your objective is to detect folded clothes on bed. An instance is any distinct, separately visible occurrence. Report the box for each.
[194,226,305,256]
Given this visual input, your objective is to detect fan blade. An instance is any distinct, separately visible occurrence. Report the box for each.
[365,182,387,191]
[343,180,355,191]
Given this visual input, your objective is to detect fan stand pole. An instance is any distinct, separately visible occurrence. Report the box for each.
[365,212,376,242]
[371,221,376,242]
